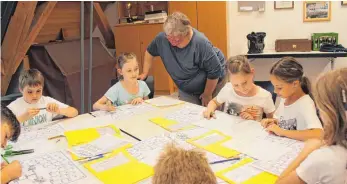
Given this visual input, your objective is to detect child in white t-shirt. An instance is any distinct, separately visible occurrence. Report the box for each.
[261,57,323,141]
[203,55,275,121]
[8,69,78,126]
[276,68,347,184]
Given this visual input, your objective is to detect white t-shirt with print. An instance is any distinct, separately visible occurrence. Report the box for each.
[274,95,322,130]
[8,96,69,126]
[296,145,347,184]
[216,83,276,121]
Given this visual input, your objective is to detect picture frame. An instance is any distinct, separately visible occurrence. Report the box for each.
[342,1,347,5]
[274,1,294,9]
[303,1,331,22]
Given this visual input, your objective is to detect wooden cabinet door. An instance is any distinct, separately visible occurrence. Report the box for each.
[168,1,198,28]
[113,26,142,71]
[139,24,175,95]
[197,1,228,58]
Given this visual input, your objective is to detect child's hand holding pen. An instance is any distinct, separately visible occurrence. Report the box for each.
[24,108,40,119]
[47,103,60,114]
[203,109,216,119]
[104,100,116,112]
[260,118,278,128]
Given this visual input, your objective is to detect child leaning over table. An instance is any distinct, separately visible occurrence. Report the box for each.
[1,105,22,183]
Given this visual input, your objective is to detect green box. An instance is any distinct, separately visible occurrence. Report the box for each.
[312,32,338,51]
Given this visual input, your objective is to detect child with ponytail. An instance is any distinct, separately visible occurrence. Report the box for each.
[261,57,323,141]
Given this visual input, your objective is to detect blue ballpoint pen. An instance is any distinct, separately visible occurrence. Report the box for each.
[209,157,240,165]
[77,154,105,163]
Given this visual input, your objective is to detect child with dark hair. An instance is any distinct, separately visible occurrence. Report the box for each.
[8,69,78,126]
[261,57,323,141]
[276,68,347,184]
[93,52,150,111]
[1,105,22,183]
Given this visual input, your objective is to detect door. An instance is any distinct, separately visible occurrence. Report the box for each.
[197,1,228,58]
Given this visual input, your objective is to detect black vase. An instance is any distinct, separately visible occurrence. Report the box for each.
[247,32,266,54]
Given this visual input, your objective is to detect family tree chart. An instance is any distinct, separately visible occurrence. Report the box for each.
[11,151,86,184]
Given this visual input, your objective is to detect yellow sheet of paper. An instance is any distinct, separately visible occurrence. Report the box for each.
[216,158,278,184]
[150,117,196,132]
[64,125,121,146]
[187,130,240,158]
[84,149,153,184]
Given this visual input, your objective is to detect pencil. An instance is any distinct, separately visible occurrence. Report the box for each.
[48,135,65,140]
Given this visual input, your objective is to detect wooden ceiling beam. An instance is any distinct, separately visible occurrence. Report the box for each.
[93,2,115,49]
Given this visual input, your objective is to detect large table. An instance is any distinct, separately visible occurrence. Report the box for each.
[8,98,284,184]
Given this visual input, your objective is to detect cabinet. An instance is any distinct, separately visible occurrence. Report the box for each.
[114,1,227,95]
[113,23,175,95]
[168,1,227,57]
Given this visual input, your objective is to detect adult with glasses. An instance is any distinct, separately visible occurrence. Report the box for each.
[139,12,226,106]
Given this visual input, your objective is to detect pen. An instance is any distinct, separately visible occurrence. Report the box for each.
[77,154,105,163]
[4,149,34,157]
[39,108,46,110]
[209,157,240,165]
[1,154,9,164]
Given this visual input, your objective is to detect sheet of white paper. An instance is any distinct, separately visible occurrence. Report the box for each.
[221,120,300,161]
[96,126,117,135]
[223,163,262,183]
[127,134,195,162]
[8,139,60,162]
[164,104,204,124]
[252,142,304,176]
[193,111,243,132]
[139,148,162,166]
[62,116,115,131]
[222,136,295,161]
[15,123,65,145]
[71,134,130,158]
[178,127,211,140]
[91,103,157,120]
[90,152,130,172]
[145,96,183,107]
[193,133,226,147]
[10,151,87,184]
[167,122,194,132]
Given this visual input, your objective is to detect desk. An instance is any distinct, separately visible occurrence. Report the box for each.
[8,98,290,184]
[246,51,347,70]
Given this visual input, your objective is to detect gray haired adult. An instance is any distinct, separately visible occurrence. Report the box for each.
[139,12,226,106]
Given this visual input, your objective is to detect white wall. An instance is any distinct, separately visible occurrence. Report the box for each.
[227,1,347,81]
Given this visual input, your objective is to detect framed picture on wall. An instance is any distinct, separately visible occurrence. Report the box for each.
[342,1,347,5]
[274,1,294,9]
[303,1,331,22]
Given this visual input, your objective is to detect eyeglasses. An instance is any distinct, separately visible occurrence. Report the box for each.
[166,34,185,46]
